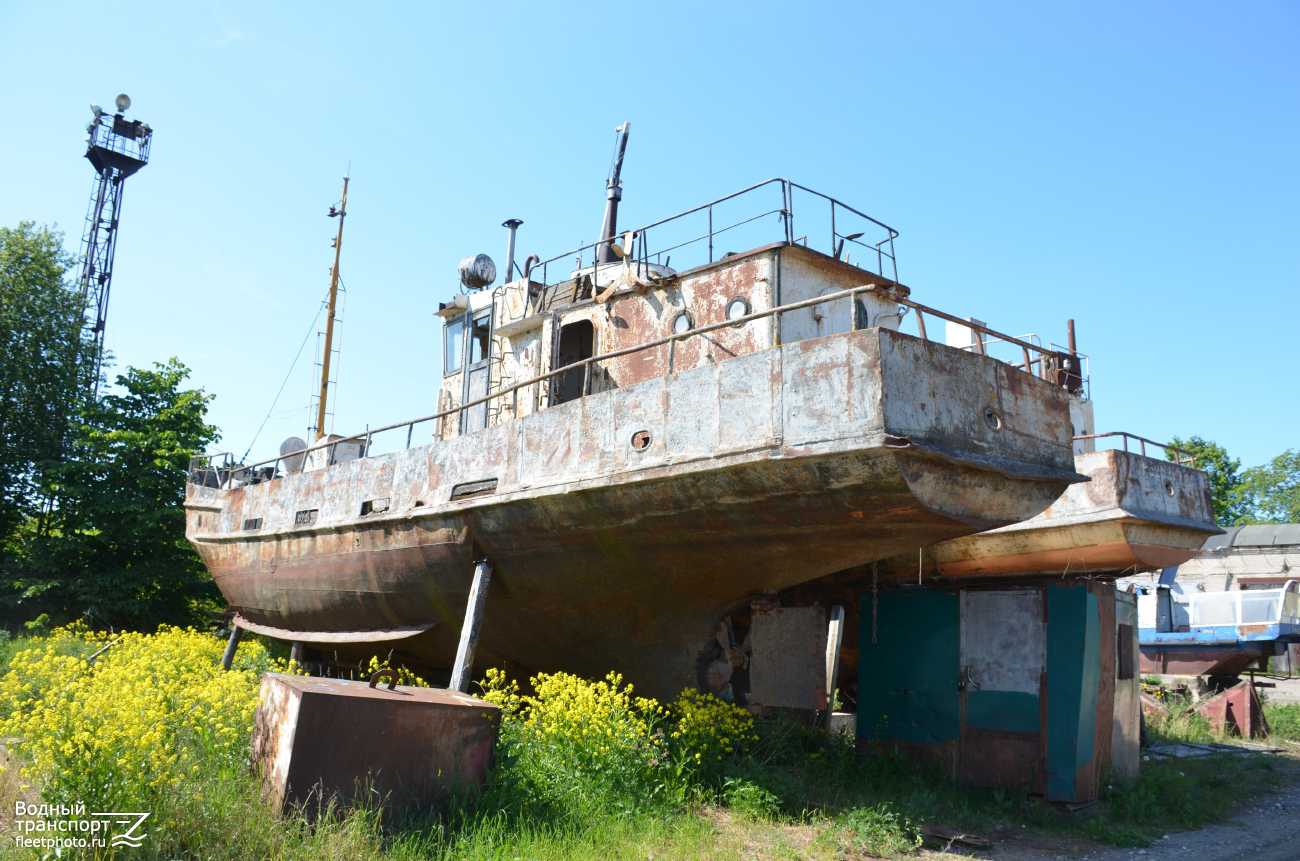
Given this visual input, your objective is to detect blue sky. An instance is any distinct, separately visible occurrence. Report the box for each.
[2,2,1296,469]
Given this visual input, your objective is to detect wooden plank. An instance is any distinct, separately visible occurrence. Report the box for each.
[450,558,494,692]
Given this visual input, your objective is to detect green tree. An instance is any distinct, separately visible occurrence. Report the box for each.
[6,360,222,630]
[1167,435,1245,526]
[0,222,96,548]
[1237,449,1300,524]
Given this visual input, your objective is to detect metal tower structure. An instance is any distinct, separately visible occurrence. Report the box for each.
[79,94,152,391]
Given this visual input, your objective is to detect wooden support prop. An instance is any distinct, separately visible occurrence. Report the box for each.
[824,604,845,726]
[450,557,494,693]
[86,638,120,666]
[289,641,305,668]
[221,625,244,671]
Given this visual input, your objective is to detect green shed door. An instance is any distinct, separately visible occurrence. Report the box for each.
[858,589,960,745]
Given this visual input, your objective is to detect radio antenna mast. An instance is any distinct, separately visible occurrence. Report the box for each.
[314,174,349,441]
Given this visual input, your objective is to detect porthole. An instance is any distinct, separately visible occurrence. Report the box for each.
[726,296,751,325]
[983,407,1002,431]
[672,311,692,335]
[631,430,652,451]
[1164,480,1175,497]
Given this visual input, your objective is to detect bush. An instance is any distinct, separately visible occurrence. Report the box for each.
[0,624,283,811]
[477,668,759,820]
[479,669,670,817]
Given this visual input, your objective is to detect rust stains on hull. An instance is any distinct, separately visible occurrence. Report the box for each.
[781,450,1218,697]
[189,326,1082,701]
[883,449,1221,581]
[203,447,1069,700]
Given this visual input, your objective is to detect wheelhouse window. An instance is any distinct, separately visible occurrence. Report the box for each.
[469,313,491,365]
[444,316,465,374]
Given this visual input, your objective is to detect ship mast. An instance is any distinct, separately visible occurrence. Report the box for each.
[315,174,348,441]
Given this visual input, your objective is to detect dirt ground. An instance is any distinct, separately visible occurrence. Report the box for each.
[914,771,1300,861]
[1265,677,1300,705]
[970,785,1300,861]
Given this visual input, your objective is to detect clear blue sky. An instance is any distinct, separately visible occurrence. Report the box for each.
[2,2,1296,469]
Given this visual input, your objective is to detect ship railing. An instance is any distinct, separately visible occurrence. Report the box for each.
[976,333,1091,403]
[516,178,900,314]
[1072,432,1196,466]
[1187,580,1300,628]
[192,287,1090,487]
[87,112,152,165]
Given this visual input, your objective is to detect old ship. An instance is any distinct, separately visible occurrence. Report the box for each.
[186,132,1091,699]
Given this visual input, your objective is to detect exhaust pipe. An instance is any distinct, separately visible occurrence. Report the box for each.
[596,122,631,265]
[502,219,523,283]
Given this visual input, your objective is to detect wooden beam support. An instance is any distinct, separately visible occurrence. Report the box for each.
[450,557,494,693]
[221,624,244,671]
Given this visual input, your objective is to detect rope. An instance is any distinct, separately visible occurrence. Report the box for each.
[240,293,326,463]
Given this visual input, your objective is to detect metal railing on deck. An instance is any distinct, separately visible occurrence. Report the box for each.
[1073,432,1196,466]
[192,286,1093,488]
[520,179,900,314]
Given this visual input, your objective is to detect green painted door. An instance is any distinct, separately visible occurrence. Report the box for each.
[858,589,960,745]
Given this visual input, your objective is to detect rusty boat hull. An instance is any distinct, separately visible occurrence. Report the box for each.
[188,326,1082,700]
[885,448,1222,581]
[778,448,1219,699]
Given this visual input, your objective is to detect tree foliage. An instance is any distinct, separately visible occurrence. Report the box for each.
[1238,449,1300,525]
[0,222,96,547]
[1168,435,1245,526]
[4,360,222,630]
[1169,437,1300,527]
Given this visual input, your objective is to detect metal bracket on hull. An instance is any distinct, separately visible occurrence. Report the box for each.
[231,614,437,643]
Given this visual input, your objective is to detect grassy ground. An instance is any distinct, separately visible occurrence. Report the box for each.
[0,629,1296,860]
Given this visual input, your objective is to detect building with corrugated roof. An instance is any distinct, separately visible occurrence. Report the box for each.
[1120,524,1300,594]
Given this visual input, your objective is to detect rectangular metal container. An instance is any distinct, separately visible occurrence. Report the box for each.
[252,673,500,812]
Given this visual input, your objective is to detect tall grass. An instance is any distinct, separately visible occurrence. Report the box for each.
[1263,702,1300,743]
[0,626,1295,859]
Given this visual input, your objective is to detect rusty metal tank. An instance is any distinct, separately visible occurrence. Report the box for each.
[186,181,1088,701]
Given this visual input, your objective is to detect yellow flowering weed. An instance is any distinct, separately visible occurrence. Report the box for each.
[0,624,283,810]
[478,669,758,815]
